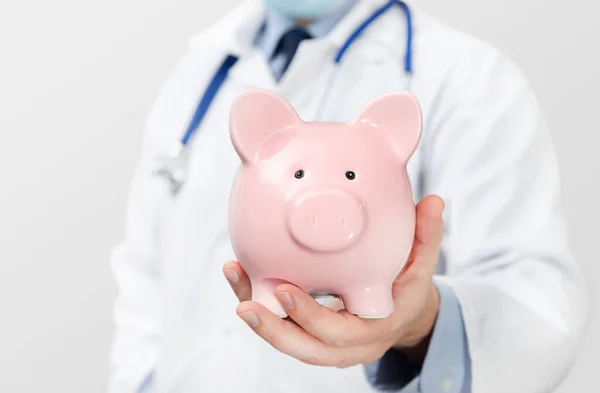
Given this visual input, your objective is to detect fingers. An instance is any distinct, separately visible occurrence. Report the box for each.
[222,263,384,348]
[273,284,389,347]
[236,300,353,367]
[324,296,345,312]
[223,261,252,302]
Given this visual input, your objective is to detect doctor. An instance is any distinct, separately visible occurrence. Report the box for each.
[108,0,589,392]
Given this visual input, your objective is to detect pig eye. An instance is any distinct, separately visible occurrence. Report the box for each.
[294,170,305,179]
[345,171,356,180]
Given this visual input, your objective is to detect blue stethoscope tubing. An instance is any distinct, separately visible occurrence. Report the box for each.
[334,0,412,70]
[157,0,413,193]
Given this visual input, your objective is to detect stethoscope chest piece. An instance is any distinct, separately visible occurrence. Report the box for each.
[154,141,188,195]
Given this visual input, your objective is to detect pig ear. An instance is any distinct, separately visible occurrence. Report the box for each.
[352,92,423,163]
[229,89,302,163]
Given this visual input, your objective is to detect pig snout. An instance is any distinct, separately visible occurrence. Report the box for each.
[287,190,365,252]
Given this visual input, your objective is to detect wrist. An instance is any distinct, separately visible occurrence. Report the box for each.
[392,283,440,361]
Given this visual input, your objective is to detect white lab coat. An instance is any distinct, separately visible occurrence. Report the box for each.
[108,0,589,392]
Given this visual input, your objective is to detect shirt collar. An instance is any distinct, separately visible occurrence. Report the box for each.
[257,0,359,59]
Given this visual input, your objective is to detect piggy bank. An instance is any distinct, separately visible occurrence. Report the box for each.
[227,89,422,318]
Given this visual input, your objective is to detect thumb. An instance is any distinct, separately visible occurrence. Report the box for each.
[397,195,445,278]
[415,195,445,246]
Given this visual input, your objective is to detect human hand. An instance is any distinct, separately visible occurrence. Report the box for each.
[223,195,445,368]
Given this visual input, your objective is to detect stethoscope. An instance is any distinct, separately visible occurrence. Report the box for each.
[156,0,413,195]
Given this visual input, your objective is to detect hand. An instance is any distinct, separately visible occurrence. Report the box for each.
[223,195,445,368]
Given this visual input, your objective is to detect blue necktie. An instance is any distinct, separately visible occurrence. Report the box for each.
[272,27,312,80]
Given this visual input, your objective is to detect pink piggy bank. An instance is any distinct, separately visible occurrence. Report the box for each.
[228,89,422,318]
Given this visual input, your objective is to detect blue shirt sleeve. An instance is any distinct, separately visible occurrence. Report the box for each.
[364,279,472,393]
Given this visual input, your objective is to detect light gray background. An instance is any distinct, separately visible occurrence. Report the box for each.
[0,0,597,392]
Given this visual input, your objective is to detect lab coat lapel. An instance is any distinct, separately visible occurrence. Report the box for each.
[188,0,265,54]
[187,0,276,90]
[228,50,277,90]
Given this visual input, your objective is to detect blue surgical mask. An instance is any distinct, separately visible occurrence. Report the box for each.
[265,0,348,19]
